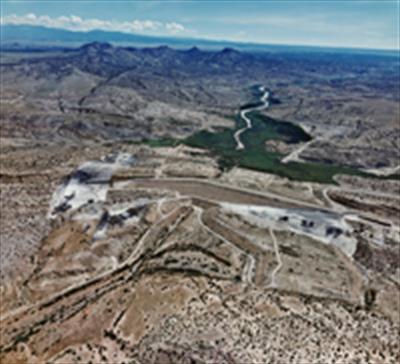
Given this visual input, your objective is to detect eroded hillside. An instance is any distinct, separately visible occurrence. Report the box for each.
[1,141,399,363]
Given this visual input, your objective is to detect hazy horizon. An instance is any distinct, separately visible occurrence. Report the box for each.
[1,0,399,51]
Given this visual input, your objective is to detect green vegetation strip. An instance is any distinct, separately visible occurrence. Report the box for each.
[184,112,365,184]
[139,109,399,184]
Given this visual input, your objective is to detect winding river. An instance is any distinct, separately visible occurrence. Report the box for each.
[234,86,270,150]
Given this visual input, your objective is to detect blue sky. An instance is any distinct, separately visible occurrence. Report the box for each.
[1,1,399,49]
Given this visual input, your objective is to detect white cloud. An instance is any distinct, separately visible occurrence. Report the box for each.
[165,22,185,34]
[26,13,36,21]
[1,13,187,36]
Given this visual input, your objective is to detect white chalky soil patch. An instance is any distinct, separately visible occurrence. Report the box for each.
[48,153,135,219]
[221,203,357,256]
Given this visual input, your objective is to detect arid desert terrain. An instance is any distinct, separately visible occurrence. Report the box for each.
[1,41,399,363]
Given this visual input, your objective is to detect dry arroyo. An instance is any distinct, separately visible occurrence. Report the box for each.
[234,86,270,150]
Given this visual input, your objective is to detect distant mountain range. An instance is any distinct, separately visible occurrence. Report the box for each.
[2,40,262,79]
[1,24,201,47]
[1,24,398,56]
